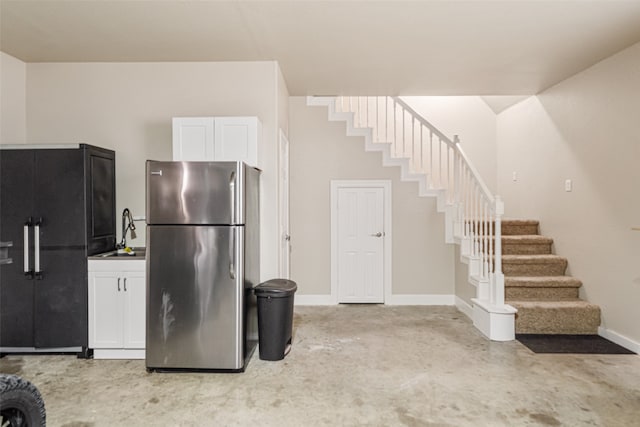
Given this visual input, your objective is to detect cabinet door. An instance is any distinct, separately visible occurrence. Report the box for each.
[34,249,88,348]
[88,272,123,348]
[214,117,259,167]
[0,150,35,347]
[33,149,88,348]
[34,149,85,246]
[122,272,146,349]
[172,117,215,161]
[87,149,116,255]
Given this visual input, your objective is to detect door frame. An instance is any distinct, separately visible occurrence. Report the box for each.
[278,128,290,279]
[330,180,392,304]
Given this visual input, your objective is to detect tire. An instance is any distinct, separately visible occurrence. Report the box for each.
[0,374,46,427]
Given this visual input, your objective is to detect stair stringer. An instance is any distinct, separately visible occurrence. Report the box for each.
[307,96,516,342]
[308,96,447,206]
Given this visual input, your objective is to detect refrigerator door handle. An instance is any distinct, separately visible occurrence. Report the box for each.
[229,231,236,280]
[34,217,43,279]
[23,217,34,279]
[229,170,236,223]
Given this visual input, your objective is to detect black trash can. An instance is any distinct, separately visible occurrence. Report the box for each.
[254,279,297,361]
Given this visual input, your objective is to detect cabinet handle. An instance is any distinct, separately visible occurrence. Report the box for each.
[124,277,127,292]
[117,277,121,291]
[34,218,43,280]
[23,218,33,278]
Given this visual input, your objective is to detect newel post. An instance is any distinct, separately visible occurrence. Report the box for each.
[493,196,505,306]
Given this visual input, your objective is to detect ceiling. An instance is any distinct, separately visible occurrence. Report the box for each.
[2,0,640,96]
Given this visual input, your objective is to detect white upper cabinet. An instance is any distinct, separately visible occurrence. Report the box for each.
[172,117,215,161]
[172,117,260,168]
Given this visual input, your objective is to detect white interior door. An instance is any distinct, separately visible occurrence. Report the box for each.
[278,129,291,279]
[333,181,389,303]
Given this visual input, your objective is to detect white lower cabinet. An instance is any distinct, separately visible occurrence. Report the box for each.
[88,259,146,359]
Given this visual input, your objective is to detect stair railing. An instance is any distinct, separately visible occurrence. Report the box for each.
[333,95,505,307]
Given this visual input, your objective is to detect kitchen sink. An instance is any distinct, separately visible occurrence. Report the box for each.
[91,248,146,259]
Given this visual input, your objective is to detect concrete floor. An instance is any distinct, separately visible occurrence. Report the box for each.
[2,305,639,426]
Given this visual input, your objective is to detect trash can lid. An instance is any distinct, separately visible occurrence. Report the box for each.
[254,279,297,297]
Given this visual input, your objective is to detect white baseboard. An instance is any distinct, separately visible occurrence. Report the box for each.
[455,296,474,320]
[294,294,456,306]
[93,349,145,360]
[598,326,640,354]
[385,294,455,305]
[294,295,336,305]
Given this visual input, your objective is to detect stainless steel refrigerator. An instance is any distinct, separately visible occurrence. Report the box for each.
[145,161,259,372]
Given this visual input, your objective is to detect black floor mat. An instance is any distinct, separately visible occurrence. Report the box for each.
[516,334,636,354]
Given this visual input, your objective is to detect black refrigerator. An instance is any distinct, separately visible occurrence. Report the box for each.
[0,144,116,357]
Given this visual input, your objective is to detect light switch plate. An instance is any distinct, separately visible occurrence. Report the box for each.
[565,179,572,192]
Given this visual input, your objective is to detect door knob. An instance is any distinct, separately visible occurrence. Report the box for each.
[370,232,384,237]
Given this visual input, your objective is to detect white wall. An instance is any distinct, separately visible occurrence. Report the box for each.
[401,96,498,193]
[0,52,26,144]
[24,61,281,281]
[497,42,640,345]
[454,245,475,309]
[276,65,289,137]
[289,97,454,298]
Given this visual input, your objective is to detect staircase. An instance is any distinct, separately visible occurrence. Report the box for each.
[308,95,601,341]
[308,95,516,341]
[501,220,601,334]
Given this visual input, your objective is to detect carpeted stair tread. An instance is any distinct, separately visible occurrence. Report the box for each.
[504,276,582,301]
[505,276,582,288]
[502,219,540,226]
[506,276,581,299]
[509,299,601,334]
[500,235,553,255]
[506,287,579,301]
[502,255,567,276]
[502,254,566,264]
[501,235,553,244]
[510,299,599,309]
[501,219,539,236]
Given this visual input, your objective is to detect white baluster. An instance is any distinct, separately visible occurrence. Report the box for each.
[493,196,504,306]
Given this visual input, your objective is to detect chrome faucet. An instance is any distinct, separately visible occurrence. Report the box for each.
[117,208,136,249]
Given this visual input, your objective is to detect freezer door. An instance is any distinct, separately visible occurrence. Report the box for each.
[146,225,245,370]
[146,161,245,225]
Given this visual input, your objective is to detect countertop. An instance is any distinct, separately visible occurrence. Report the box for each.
[89,247,146,260]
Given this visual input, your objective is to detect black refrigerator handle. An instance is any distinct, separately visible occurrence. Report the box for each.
[34,217,43,280]
[23,217,34,279]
